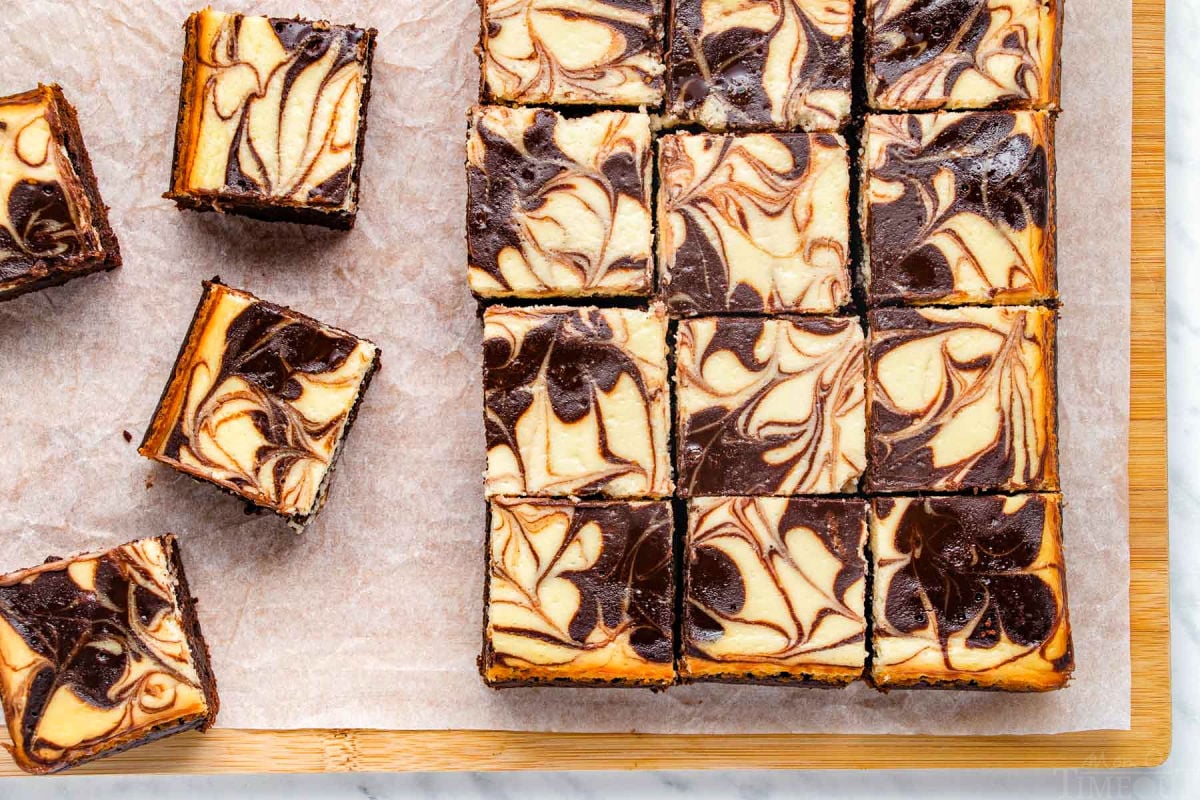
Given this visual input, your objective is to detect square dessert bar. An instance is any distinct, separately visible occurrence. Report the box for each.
[166,9,377,229]
[658,131,851,314]
[482,497,674,687]
[0,535,218,774]
[467,107,653,299]
[0,85,120,302]
[139,280,380,530]
[483,304,672,498]
[866,305,1058,493]
[870,494,1073,691]
[866,0,1062,111]
[863,111,1056,306]
[665,0,853,131]
[480,0,665,107]
[675,316,866,497]
[681,496,867,685]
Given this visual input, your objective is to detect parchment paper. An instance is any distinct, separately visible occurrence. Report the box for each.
[0,0,1131,734]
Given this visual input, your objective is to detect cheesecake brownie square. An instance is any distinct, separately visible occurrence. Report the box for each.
[866,0,1062,111]
[658,131,851,315]
[483,304,672,498]
[480,0,665,107]
[0,85,120,301]
[139,280,380,530]
[863,111,1056,306]
[482,497,674,687]
[665,0,852,131]
[681,496,867,685]
[0,535,218,774]
[165,9,377,229]
[467,107,653,299]
[870,494,1073,691]
[675,316,866,496]
[866,306,1057,493]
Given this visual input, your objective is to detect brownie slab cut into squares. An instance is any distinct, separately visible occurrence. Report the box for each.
[682,496,867,685]
[863,110,1056,306]
[139,280,380,530]
[0,84,120,301]
[665,0,853,132]
[0,535,218,774]
[480,0,666,107]
[482,498,675,687]
[658,131,851,315]
[165,9,377,229]
[675,316,866,497]
[467,107,653,299]
[870,493,1073,691]
[866,0,1062,112]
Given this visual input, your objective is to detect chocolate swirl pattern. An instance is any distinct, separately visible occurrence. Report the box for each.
[481,0,665,106]
[864,110,1055,306]
[866,306,1057,493]
[169,10,372,211]
[467,107,653,298]
[0,536,217,774]
[866,0,1061,111]
[483,498,674,686]
[682,497,867,684]
[658,131,850,314]
[870,494,1072,690]
[140,282,379,525]
[666,0,853,131]
[675,316,866,496]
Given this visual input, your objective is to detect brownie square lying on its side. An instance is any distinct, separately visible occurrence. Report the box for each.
[139,280,380,530]
[870,493,1073,691]
[0,84,120,302]
[681,496,868,685]
[482,497,675,688]
[165,9,377,229]
[0,535,218,774]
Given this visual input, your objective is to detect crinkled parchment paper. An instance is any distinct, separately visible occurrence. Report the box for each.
[0,0,1130,733]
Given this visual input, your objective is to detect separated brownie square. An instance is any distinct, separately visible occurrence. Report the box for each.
[681,496,867,685]
[482,497,674,687]
[658,131,850,314]
[139,281,380,530]
[866,0,1061,111]
[0,85,120,302]
[863,111,1056,306]
[0,535,218,774]
[665,0,852,131]
[870,494,1073,691]
[480,0,665,106]
[467,107,653,299]
[675,316,866,496]
[866,306,1057,493]
[483,304,672,498]
[166,9,376,229]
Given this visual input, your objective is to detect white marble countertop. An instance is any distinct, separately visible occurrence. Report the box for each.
[3,4,1192,797]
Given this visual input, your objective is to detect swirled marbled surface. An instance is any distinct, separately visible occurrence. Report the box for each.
[139,282,379,525]
[481,0,665,106]
[484,304,672,498]
[0,536,216,774]
[866,0,1061,111]
[658,130,850,314]
[467,107,652,298]
[682,496,866,684]
[866,305,1057,492]
[665,0,852,131]
[675,316,865,496]
[483,497,674,686]
[870,493,1072,690]
[864,110,1055,306]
